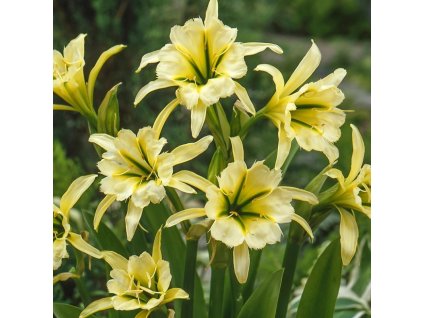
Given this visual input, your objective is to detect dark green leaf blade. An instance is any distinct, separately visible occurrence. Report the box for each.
[53,303,85,318]
[296,239,343,318]
[237,269,284,318]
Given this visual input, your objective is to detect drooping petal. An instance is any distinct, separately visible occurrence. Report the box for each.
[282,41,321,97]
[125,199,145,241]
[165,208,206,227]
[171,135,213,165]
[60,174,97,215]
[53,238,68,270]
[233,242,250,283]
[163,288,190,304]
[112,296,142,310]
[242,42,283,56]
[136,49,161,73]
[210,218,245,248]
[291,213,314,240]
[254,64,285,103]
[233,82,256,115]
[80,297,114,318]
[347,124,365,183]
[94,194,117,230]
[337,206,359,265]
[53,272,79,285]
[141,295,165,310]
[67,233,103,259]
[89,133,116,151]
[152,228,162,263]
[171,170,214,193]
[275,126,292,170]
[279,186,318,205]
[190,100,208,138]
[134,79,177,106]
[152,99,179,138]
[134,310,150,318]
[325,168,345,188]
[166,177,197,194]
[102,251,128,271]
[230,136,244,162]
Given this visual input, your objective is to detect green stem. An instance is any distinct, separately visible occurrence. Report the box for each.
[165,188,191,234]
[242,249,262,301]
[275,225,302,318]
[209,267,226,318]
[238,111,264,139]
[206,107,228,158]
[281,140,300,175]
[181,239,199,318]
[229,256,244,317]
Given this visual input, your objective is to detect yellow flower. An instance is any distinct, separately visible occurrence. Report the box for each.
[134,0,282,138]
[80,229,188,318]
[256,41,346,169]
[324,124,371,265]
[53,34,125,125]
[165,137,317,283]
[53,175,102,282]
[89,103,213,241]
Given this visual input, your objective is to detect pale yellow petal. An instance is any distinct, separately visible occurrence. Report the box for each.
[279,186,318,205]
[190,101,208,138]
[134,310,150,318]
[216,161,247,201]
[134,79,177,106]
[60,174,97,215]
[205,186,228,219]
[275,127,292,170]
[53,238,68,270]
[337,206,359,265]
[152,99,179,138]
[242,42,283,56]
[80,297,114,318]
[171,170,214,193]
[282,41,321,96]
[215,43,247,79]
[199,77,235,106]
[157,259,172,292]
[89,133,116,151]
[233,82,256,115]
[243,218,282,249]
[166,178,197,194]
[94,194,116,230]
[325,168,345,188]
[210,218,245,247]
[67,232,102,258]
[163,288,189,304]
[125,199,145,241]
[347,124,365,183]
[102,251,128,270]
[171,135,213,165]
[233,242,250,284]
[128,253,156,287]
[177,83,200,110]
[53,272,79,285]
[107,269,131,295]
[136,49,161,73]
[254,64,285,101]
[291,213,314,240]
[140,295,165,310]
[230,136,244,162]
[112,296,142,310]
[205,0,218,27]
[165,208,206,227]
[152,228,162,263]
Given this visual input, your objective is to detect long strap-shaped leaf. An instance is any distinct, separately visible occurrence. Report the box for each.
[296,239,342,318]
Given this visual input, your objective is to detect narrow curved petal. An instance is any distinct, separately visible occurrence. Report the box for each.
[163,288,189,304]
[234,82,256,115]
[112,296,142,310]
[152,228,162,263]
[279,186,318,205]
[125,199,145,241]
[166,177,197,194]
[190,101,208,138]
[171,170,214,193]
[291,213,314,240]
[205,0,218,27]
[88,44,126,103]
[134,311,150,318]
[171,135,213,165]
[347,124,365,183]
[230,136,244,162]
[89,133,116,151]
[165,208,206,227]
[136,49,161,73]
[282,41,321,97]
[60,175,97,215]
[53,272,79,285]
[134,79,177,106]
[80,297,114,318]
[275,127,292,170]
[337,206,359,265]
[254,64,285,100]
[152,99,179,138]
[242,42,283,56]
[325,168,345,188]
[94,194,116,230]
[102,251,128,270]
[67,232,102,258]
[53,104,79,112]
[233,242,250,284]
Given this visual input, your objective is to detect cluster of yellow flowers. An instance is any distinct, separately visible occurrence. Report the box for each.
[53,0,371,317]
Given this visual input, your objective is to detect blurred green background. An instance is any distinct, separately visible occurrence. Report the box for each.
[54,0,370,315]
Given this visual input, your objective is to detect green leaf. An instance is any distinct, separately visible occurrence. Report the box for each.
[296,239,343,318]
[81,210,128,257]
[97,83,121,136]
[53,303,94,318]
[237,269,284,318]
